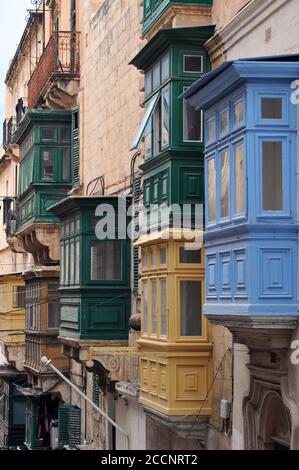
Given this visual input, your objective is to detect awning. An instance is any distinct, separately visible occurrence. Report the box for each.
[15,385,44,397]
[130,91,160,151]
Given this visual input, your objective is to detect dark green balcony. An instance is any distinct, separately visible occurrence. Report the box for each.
[13,110,72,232]
[49,196,132,342]
[143,0,213,35]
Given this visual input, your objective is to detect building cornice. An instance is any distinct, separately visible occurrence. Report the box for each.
[206,0,290,65]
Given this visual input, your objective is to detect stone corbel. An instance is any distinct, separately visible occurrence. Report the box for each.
[86,350,129,383]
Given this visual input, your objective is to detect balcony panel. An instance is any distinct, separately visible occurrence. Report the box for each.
[28,32,80,108]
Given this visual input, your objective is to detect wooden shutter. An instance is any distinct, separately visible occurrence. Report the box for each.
[58,405,81,448]
[72,109,80,187]
[92,374,100,407]
[133,174,142,295]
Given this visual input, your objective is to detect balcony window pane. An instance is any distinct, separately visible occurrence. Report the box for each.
[151,247,157,267]
[41,149,54,180]
[153,62,160,90]
[48,302,60,329]
[90,240,122,281]
[144,119,152,158]
[145,71,152,97]
[151,280,157,336]
[75,238,80,284]
[62,148,70,180]
[208,158,216,222]
[65,243,69,285]
[161,53,170,82]
[179,247,201,264]
[261,98,282,119]
[262,141,283,211]
[143,281,148,334]
[234,100,244,125]
[221,149,230,218]
[161,87,169,147]
[61,127,71,142]
[184,100,202,142]
[207,118,216,143]
[160,279,167,336]
[160,247,166,265]
[143,249,148,268]
[180,280,202,336]
[41,128,55,142]
[184,55,203,73]
[235,143,245,214]
[220,110,229,135]
[60,243,65,285]
[70,241,75,285]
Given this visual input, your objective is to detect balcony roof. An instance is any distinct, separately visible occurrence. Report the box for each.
[181,54,299,109]
[48,195,132,219]
[5,11,43,86]
[130,25,215,71]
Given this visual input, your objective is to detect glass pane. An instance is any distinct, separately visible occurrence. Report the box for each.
[151,248,157,267]
[75,238,80,284]
[13,401,26,425]
[262,141,283,211]
[207,118,216,143]
[161,53,170,82]
[144,119,152,158]
[180,281,202,336]
[160,247,166,264]
[235,143,245,214]
[160,279,167,336]
[184,55,203,73]
[184,101,202,141]
[161,87,169,147]
[41,149,54,180]
[179,247,201,264]
[153,179,158,200]
[145,71,152,97]
[70,241,75,285]
[221,149,230,218]
[208,158,216,222]
[143,281,148,334]
[261,98,282,119]
[220,110,229,135]
[65,243,69,285]
[41,128,55,141]
[153,62,160,89]
[151,280,157,336]
[61,127,71,142]
[48,302,60,328]
[90,241,122,280]
[62,148,70,180]
[153,99,161,155]
[234,100,244,125]
[143,249,148,267]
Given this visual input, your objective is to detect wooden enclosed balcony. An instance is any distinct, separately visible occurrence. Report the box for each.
[28,31,80,109]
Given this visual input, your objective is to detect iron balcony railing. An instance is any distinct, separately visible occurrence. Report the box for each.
[28,31,80,108]
[2,117,17,149]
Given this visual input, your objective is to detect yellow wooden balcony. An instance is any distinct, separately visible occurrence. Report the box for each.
[137,233,213,416]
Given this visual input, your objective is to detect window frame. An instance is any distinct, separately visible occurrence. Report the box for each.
[257,135,290,219]
[256,92,288,126]
[183,54,204,75]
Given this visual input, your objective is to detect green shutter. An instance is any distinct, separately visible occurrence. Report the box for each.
[133,174,142,295]
[92,374,100,407]
[72,109,80,187]
[58,404,81,448]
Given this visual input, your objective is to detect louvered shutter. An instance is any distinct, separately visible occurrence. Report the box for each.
[58,405,81,448]
[92,374,100,407]
[133,174,142,295]
[72,109,80,187]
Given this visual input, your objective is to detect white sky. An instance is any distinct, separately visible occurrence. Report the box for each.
[0,0,33,132]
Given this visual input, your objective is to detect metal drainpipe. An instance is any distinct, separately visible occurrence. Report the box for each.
[40,357,129,450]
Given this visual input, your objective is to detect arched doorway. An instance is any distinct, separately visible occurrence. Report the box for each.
[258,392,291,450]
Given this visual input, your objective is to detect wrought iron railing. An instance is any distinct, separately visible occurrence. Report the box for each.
[28,31,80,108]
[5,203,20,239]
[2,117,17,148]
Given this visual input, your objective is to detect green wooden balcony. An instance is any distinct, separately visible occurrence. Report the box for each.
[143,0,213,34]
